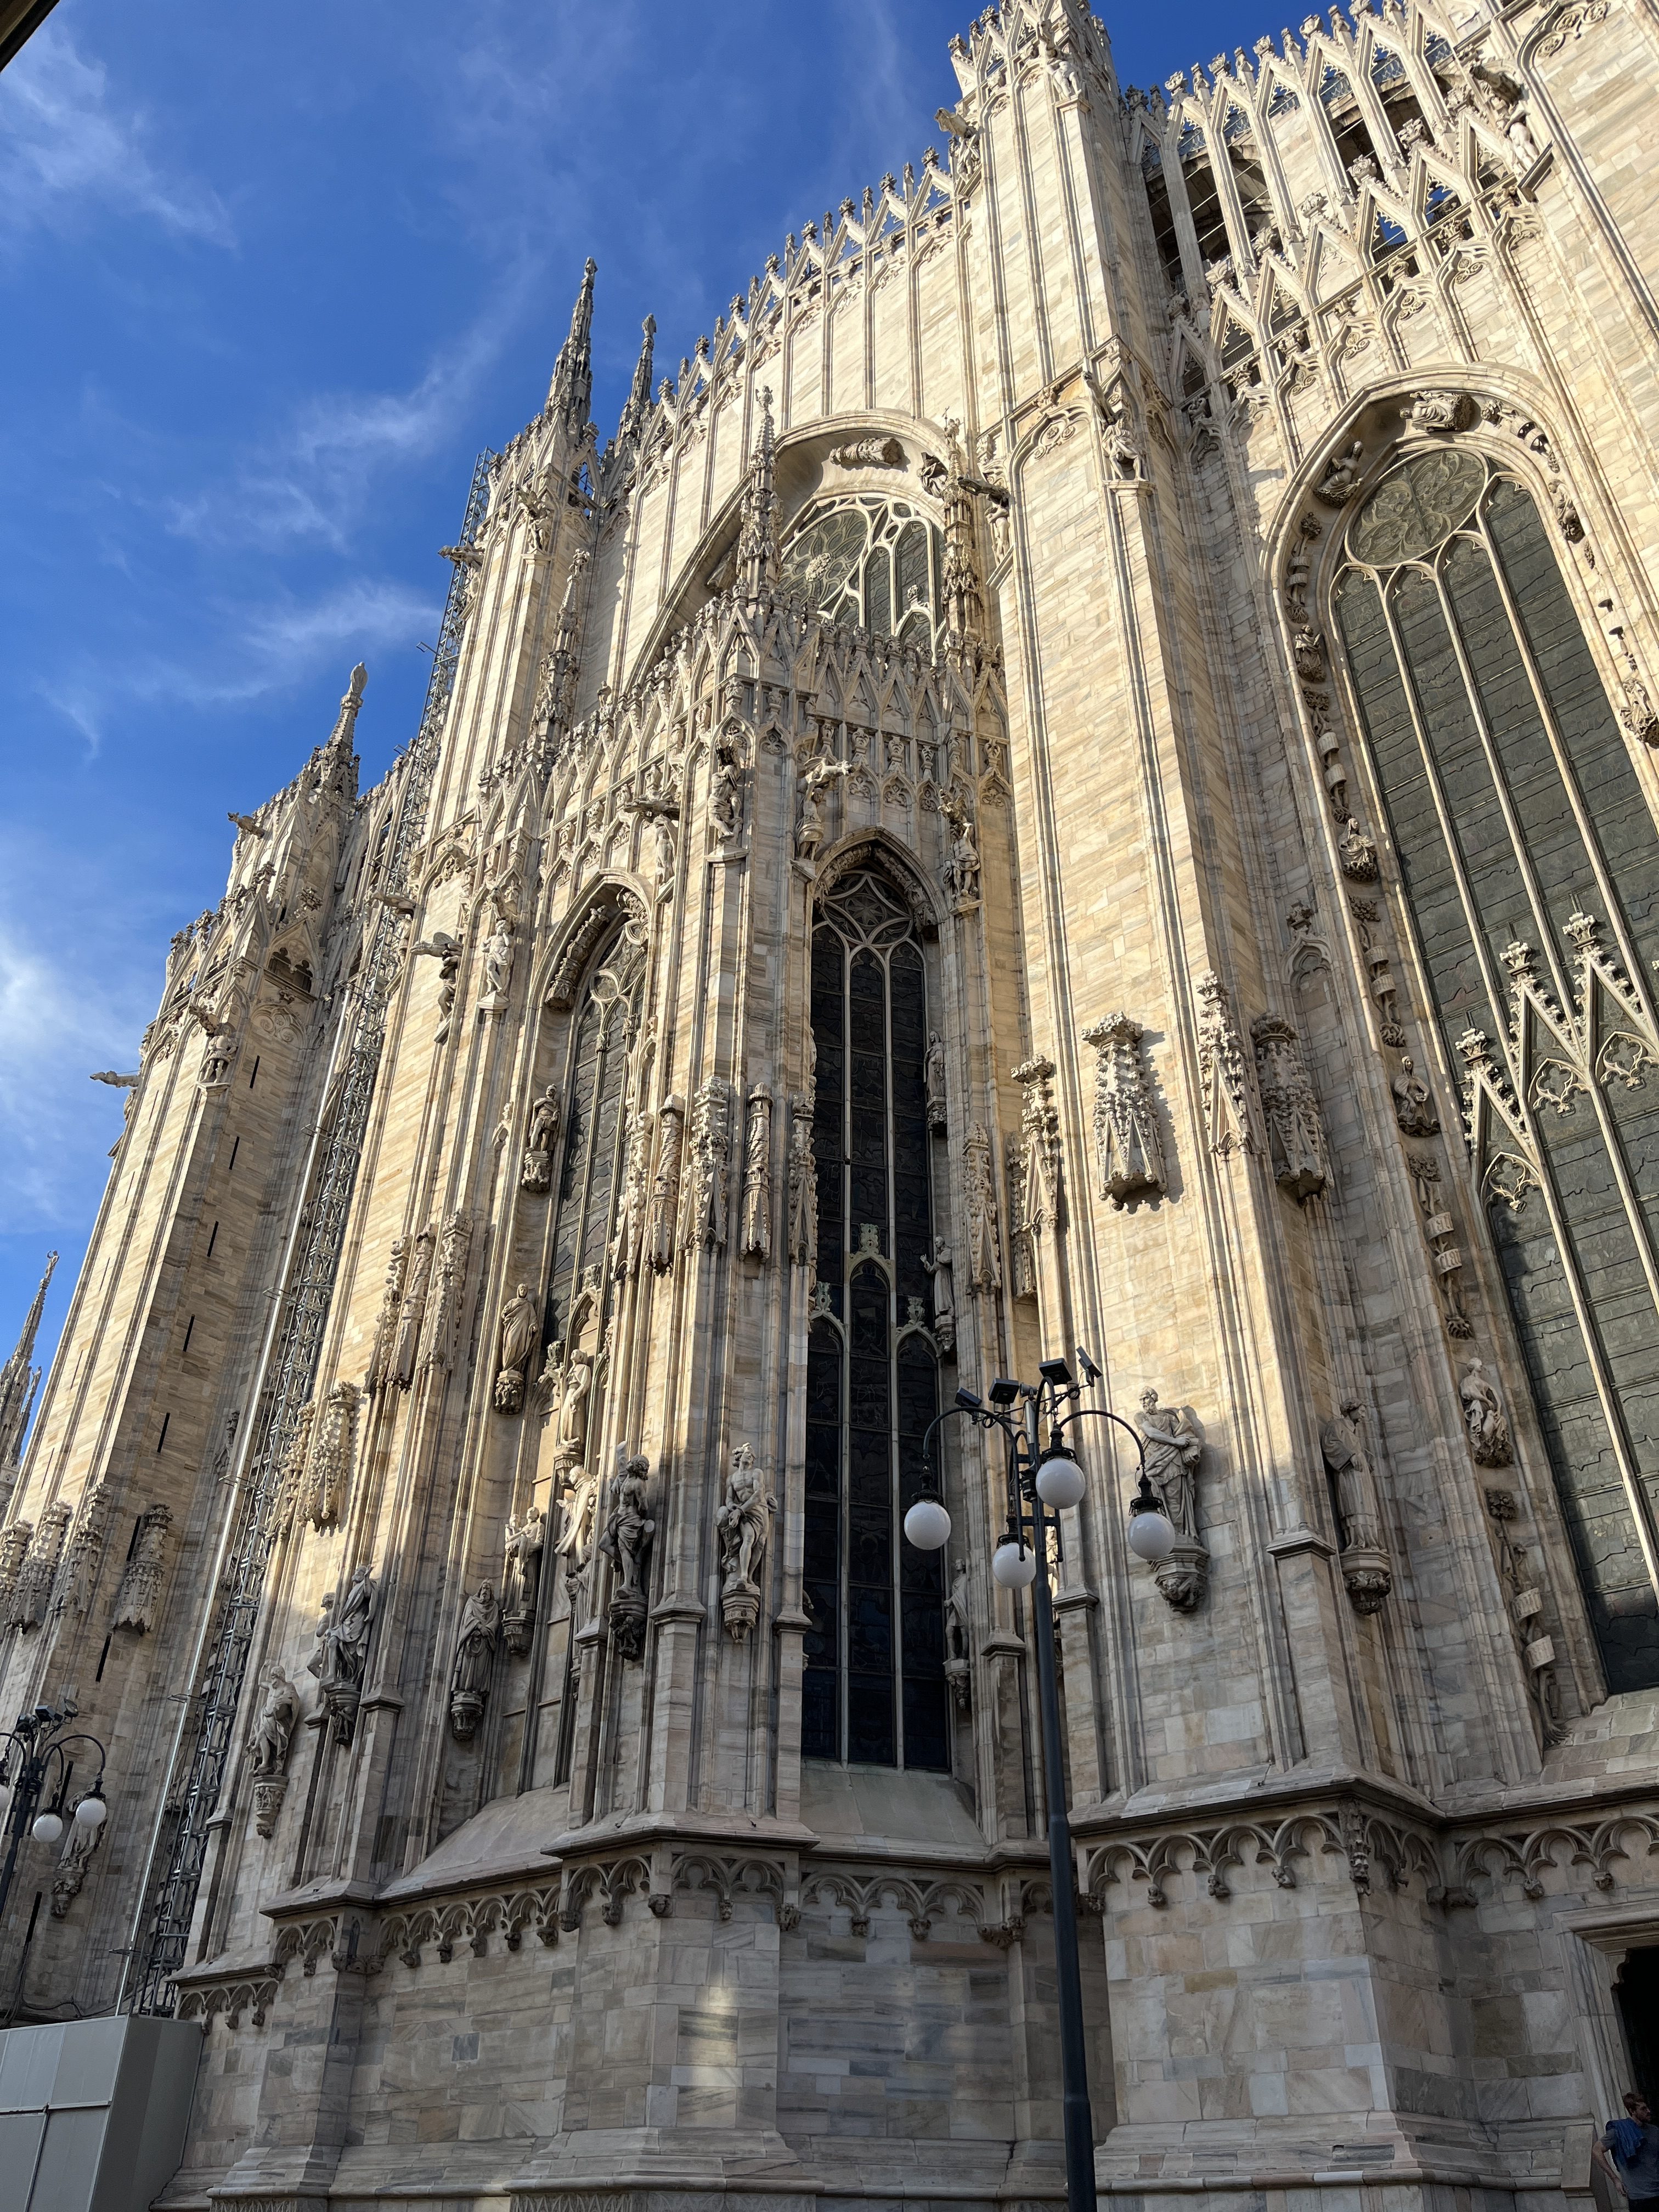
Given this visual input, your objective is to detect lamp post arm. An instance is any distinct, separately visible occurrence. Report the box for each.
[1051,1404,1147,1468]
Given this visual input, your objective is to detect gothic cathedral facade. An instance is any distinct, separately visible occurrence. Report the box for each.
[5,0,1659,2203]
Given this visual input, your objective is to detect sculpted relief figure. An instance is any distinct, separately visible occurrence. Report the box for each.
[412,930,464,1041]
[601,1455,656,1660]
[944,1559,971,1711]
[521,1086,561,1192]
[503,1504,546,1653]
[919,1235,956,1352]
[716,1443,774,1641]
[493,1282,540,1414]
[795,757,845,862]
[1391,1056,1440,1136]
[309,1564,378,1744]
[1319,1402,1393,1616]
[1137,1390,1209,1611]
[924,1031,947,1132]
[246,1663,301,1837]
[1460,1359,1514,1467]
[449,1582,502,1740]
[962,1125,1001,1294]
[787,1099,817,1267]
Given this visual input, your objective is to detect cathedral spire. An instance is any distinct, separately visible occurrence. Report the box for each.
[548,257,597,435]
[326,662,368,753]
[737,387,779,596]
[617,314,657,450]
[0,1249,56,1481]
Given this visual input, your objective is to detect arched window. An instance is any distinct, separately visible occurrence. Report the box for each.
[544,927,644,1356]
[803,870,947,1768]
[779,495,944,653]
[1333,448,1659,1691]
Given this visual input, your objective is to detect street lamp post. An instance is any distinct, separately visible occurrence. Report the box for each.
[904,1350,1176,2212]
[0,1702,108,1934]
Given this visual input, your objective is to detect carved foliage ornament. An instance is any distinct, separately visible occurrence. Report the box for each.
[1083,1013,1165,1205]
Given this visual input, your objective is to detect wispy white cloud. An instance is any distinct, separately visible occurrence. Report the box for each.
[0,26,234,247]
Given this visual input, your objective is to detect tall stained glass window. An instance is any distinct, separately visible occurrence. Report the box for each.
[803,870,948,1768]
[1333,447,1659,1690]
[778,496,945,654]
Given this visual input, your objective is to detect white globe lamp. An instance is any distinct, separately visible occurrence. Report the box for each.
[991,1539,1037,1590]
[1126,1501,1176,1562]
[903,1497,952,1551]
[1035,1447,1086,1510]
[31,1812,62,1846]
[75,1795,107,1830]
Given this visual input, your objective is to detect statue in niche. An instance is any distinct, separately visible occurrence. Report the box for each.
[1460,1359,1513,1467]
[521,1087,561,1192]
[709,730,745,842]
[411,930,463,1041]
[601,1456,656,1660]
[393,1228,434,1389]
[944,1560,971,1712]
[556,1465,601,1595]
[924,1031,947,1131]
[550,1351,593,1468]
[1316,439,1364,504]
[1338,817,1378,881]
[943,793,981,907]
[493,1282,540,1414]
[308,1564,377,1744]
[919,1235,956,1352]
[1319,1402,1393,1616]
[1391,1056,1440,1136]
[246,1662,301,1838]
[502,1505,545,1654]
[962,1125,1001,1293]
[449,1582,501,1740]
[653,812,677,896]
[1136,1390,1209,1612]
[787,1101,817,1266]
[716,1443,774,1641]
[481,913,516,1007]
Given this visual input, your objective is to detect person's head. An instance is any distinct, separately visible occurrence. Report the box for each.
[1625,2093,1653,2124]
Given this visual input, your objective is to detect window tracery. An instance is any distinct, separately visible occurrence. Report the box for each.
[778,494,945,653]
[803,870,947,1770]
[1331,446,1659,1690]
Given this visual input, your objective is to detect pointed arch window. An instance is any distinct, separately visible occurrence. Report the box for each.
[1332,447,1659,1690]
[544,928,645,1356]
[803,869,947,1769]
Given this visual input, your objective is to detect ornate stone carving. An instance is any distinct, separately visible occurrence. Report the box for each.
[111,1503,170,1633]
[543,1348,594,1475]
[795,758,845,862]
[1320,1403,1393,1615]
[648,1097,685,1272]
[0,1522,32,1630]
[1410,390,1475,433]
[50,1815,104,1918]
[1407,1153,1475,1338]
[366,1237,407,1393]
[411,930,464,1041]
[941,789,981,910]
[392,1227,435,1389]
[716,1444,774,1641]
[709,725,747,843]
[418,1208,472,1380]
[829,436,905,468]
[944,1560,971,1711]
[1460,1359,1513,1467]
[449,1583,502,1741]
[308,1564,377,1746]
[1013,1056,1062,1243]
[493,1282,541,1414]
[503,1505,545,1655]
[1315,439,1364,503]
[1483,1487,1563,1743]
[601,1457,656,1660]
[740,1086,772,1261]
[1536,1,1609,59]
[58,1479,112,1619]
[787,1096,817,1266]
[920,1237,956,1351]
[1006,1134,1035,1300]
[1251,1016,1328,1200]
[1137,1390,1209,1610]
[1391,1056,1440,1136]
[302,1380,358,1531]
[614,1111,651,1279]
[246,1663,301,1837]
[924,1031,947,1132]
[1195,971,1257,1156]
[521,1087,562,1192]
[962,1124,1002,1293]
[1083,1013,1166,1205]
[1338,816,1379,881]
[683,1078,731,1249]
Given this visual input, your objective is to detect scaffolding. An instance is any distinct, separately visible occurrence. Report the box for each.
[123,451,495,2016]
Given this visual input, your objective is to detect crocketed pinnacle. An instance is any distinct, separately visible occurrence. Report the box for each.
[0,1249,56,1474]
[617,314,657,451]
[737,387,780,595]
[548,257,598,435]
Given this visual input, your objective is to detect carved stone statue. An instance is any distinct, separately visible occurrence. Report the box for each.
[111,1504,171,1633]
[787,1098,817,1267]
[1460,1359,1513,1467]
[449,1582,502,1740]
[309,1564,378,1744]
[1084,1012,1166,1206]
[481,915,516,1008]
[1252,1016,1328,1201]
[795,758,845,862]
[521,1087,561,1192]
[503,1505,546,1653]
[1391,1056,1440,1136]
[393,1227,435,1389]
[924,1032,947,1132]
[709,731,745,842]
[1137,1391,1209,1611]
[716,1443,774,1641]
[246,1663,301,1837]
[601,1455,656,1660]
[920,1236,956,1352]
[556,1466,601,1595]
[493,1282,540,1414]
[1315,439,1364,504]
[1319,1403,1393,1615]
[1338,816,1378,881]
[552,1351,593,1468]
[943,795,981,908]
[653,812,677,895]
[740,1086,773,1261]
[411,930,463,1041]
[944,1560,971,1712]
[962,1124,1001,1294]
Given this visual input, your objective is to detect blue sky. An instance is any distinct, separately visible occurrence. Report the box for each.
[0,0,1239,1383]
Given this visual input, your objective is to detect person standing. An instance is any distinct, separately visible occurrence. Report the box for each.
[1595,2095,1659,2201]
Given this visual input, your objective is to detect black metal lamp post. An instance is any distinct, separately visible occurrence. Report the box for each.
[905,1350,1176,2212]
[0,1702,108,1930]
